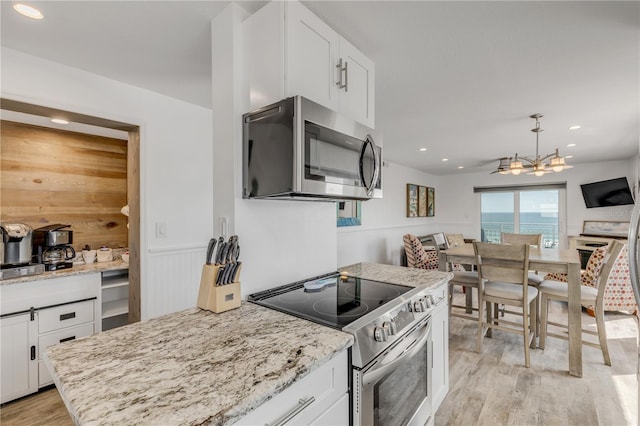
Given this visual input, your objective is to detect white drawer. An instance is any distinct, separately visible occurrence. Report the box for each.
[38,322,94,387]
[38,300,94,334]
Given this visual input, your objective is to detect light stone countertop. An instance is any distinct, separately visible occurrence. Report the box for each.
[44,303,354,426]
[1,259,128,286]
[339,262,453,288]
[43,262,448,425]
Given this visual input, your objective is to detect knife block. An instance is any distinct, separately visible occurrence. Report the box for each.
[197,264,241,313]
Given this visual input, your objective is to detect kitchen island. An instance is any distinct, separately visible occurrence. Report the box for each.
[44,262,451,425]
[45,302,354,425]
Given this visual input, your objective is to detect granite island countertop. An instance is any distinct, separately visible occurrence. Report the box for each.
[44,303,353,426]
[44,262,448,425]
[339,262,453,288]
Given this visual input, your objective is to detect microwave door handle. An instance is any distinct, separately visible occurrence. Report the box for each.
[361,320,431,387]
[359,135,380,197]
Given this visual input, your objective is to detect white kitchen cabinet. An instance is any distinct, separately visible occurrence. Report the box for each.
[0,273,100,402]
[245,0,375,128]
[236,350,349,425]
[431,287,449,412]
[1,312,38,404]
[101,269,129,331]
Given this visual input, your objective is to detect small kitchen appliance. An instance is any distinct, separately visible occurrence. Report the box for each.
[33,224,75,271]
[0,222,44,280]
[249,272,445,426]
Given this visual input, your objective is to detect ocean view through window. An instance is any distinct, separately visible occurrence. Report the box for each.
[480,189,561,247]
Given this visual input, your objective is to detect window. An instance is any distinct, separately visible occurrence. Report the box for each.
[476,184,566,248]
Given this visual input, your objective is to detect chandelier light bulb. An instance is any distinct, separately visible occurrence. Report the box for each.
[534,169,545,177]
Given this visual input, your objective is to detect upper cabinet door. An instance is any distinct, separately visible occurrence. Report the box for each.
[286,1,340,112]
[338,38,375,128]
[244,0,375,127]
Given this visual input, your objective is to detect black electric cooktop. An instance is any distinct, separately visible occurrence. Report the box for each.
[248,273,412,329]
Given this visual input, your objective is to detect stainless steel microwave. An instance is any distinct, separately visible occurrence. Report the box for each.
[242,96,382,201]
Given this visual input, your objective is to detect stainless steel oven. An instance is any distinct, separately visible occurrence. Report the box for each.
[248,272,443,426]
[353,316,432,426]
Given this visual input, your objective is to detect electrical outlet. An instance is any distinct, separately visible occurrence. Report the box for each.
[156,222,167,238]
[220,217,228,237]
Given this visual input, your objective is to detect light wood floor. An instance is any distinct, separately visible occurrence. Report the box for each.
[436,292,639,425]
[1,293,637,426]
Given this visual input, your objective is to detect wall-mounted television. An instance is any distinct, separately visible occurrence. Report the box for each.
[580,177,635,208]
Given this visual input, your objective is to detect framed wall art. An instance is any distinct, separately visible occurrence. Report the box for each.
[427,187,435,217]
[418,186,427,217]
[337,200,362,227]
[407,184,418,217]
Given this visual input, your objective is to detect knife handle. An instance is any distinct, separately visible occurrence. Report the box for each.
[215,265,225,285]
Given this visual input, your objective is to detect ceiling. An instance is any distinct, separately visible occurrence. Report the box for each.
[1,1,638,175]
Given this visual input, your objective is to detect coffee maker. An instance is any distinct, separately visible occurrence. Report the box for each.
[33,224,76,271]
[0,223,45,280]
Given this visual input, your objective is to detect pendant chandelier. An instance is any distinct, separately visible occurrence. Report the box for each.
[493,113,571,176]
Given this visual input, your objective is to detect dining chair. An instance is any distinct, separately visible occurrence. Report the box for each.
[474,241,537,368]
[501,232,544,286]
[423,234,479,320]
[538,240,625,366]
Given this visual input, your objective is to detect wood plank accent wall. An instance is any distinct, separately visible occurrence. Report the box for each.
[1,120,128,251]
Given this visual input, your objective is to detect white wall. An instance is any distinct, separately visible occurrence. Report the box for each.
[1,47,214,320]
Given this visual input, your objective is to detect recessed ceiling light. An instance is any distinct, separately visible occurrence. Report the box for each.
[419,148,427,152]
[458,166,464,169]
[566,155,574,159]
[441,158,448,162]
[568,125,581,130]
[567,143,576,147]
[13,3,43,19]
[51,118,69,124]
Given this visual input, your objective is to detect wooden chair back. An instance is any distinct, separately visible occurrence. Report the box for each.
[595,240,625,302]
[501,232,542,248]
[473,242,530,286]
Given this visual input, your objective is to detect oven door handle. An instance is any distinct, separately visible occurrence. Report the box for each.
[362,320,432,387]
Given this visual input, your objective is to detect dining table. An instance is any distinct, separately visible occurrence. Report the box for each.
[439,243,583,377]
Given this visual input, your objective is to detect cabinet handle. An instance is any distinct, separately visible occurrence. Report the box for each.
[265,397,315,426]
[30,345,36,361]
[336,58,347,90]
[343,60,348,92]
[60,312,76,321]
[60,336,76,343]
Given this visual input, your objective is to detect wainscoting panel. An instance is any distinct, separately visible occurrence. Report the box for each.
[144,245,206,320]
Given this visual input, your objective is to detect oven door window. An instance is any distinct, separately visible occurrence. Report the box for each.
[374,342,429,426]
[305,121,366,187]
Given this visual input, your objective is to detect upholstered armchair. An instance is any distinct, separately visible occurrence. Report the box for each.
[403,234,439,269]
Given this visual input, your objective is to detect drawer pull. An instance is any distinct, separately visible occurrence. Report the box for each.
[266,397,315,426]
[30,345,36,360]
[60,312,76,321]
[60,336,76,343]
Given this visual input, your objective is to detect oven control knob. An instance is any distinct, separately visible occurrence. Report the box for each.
[423,296,432,308]
[373,326,387,342]
[382,319,397,336]
[414,300,425,312]
[428,295,436,306]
